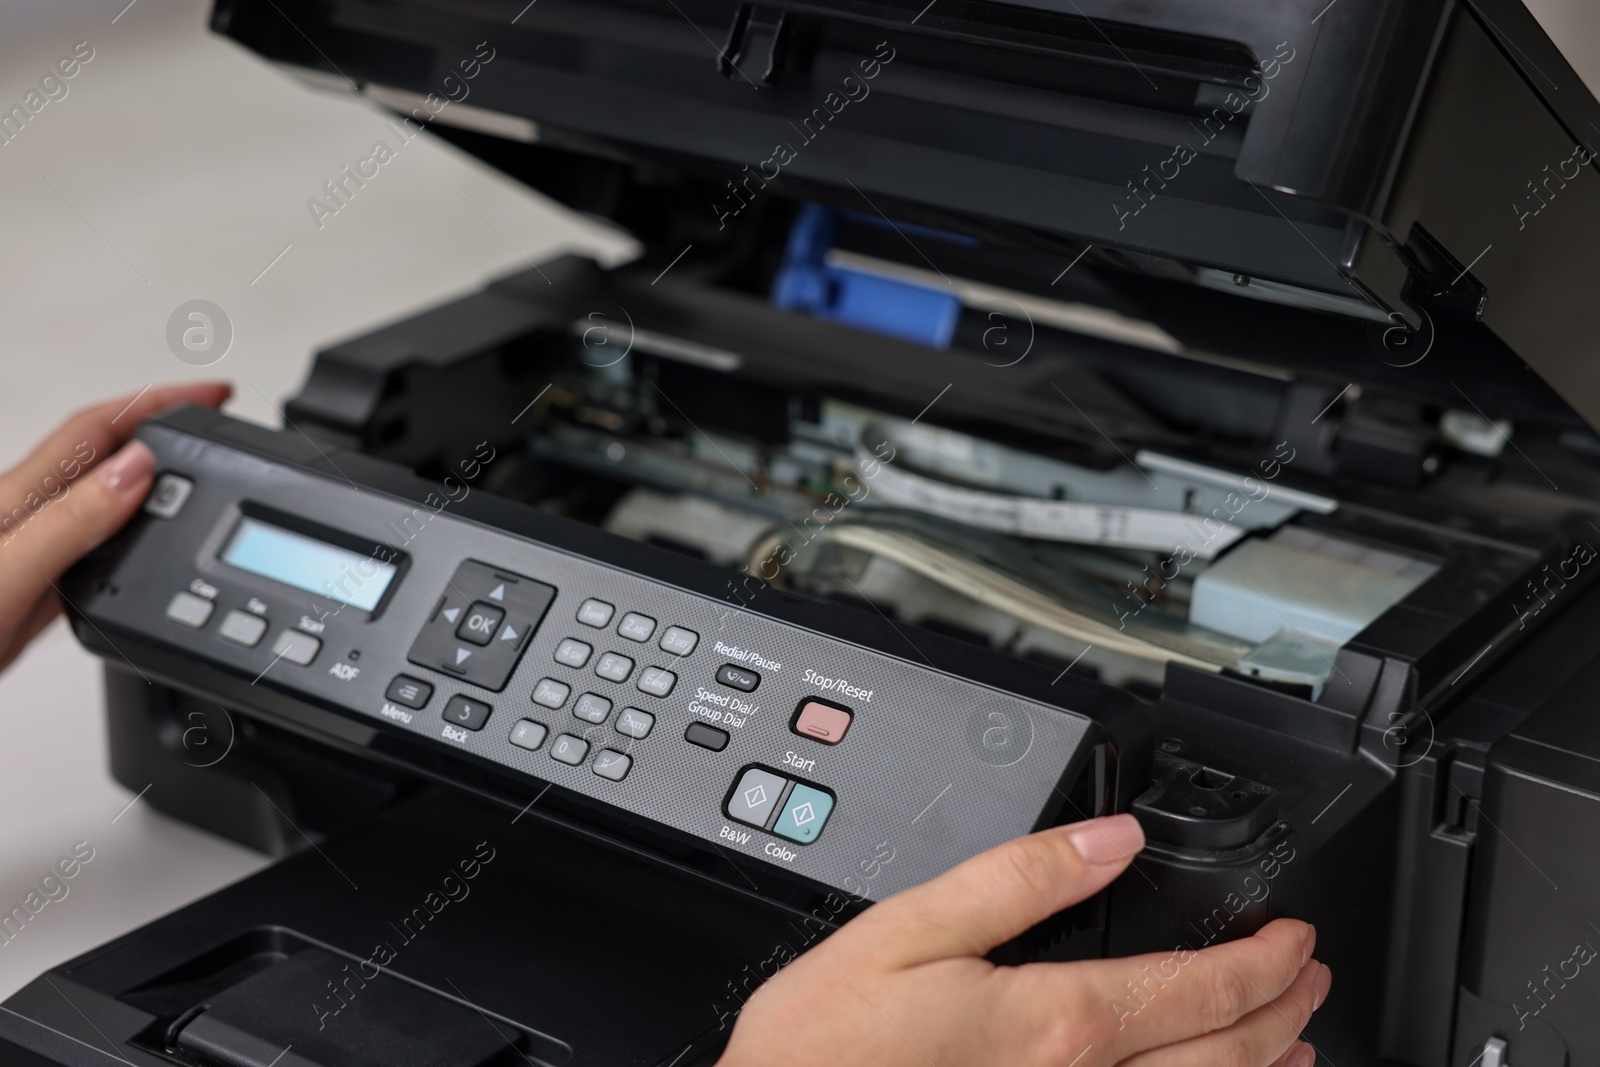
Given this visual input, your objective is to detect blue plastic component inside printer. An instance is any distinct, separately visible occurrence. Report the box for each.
[771,204,965,348]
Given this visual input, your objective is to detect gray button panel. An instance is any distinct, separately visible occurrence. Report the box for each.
[574,692,612,724]
[165,592,214,628]
[218,609,268,647]
[271,629,320,666]
[99,422,1103,905]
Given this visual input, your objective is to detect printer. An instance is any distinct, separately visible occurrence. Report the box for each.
[6,0,1600,1064]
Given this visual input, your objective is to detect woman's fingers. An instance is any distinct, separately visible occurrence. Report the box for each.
[843,815,1146,967]
[1037,917,1314,1059]
[1117,957,1329,1067]
[0,381,229,525]
[0,440,155,636]
[0,586,66,672]
[0,381,231,649]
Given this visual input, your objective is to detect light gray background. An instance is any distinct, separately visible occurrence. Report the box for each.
[0,0,1592,999]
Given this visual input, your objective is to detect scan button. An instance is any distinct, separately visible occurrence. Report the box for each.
[271,630,320,666]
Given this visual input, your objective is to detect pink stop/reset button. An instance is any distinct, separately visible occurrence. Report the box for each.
[793,700,853,745]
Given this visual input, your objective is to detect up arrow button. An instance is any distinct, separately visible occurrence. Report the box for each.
[488,583,505,601]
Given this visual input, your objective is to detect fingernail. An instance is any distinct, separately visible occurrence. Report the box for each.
[97,441,155,494]
[1064,814,1145,865]
[1302,924,1317,967]
[1288,1041,1316,1067]
[1313,963,1333,1010]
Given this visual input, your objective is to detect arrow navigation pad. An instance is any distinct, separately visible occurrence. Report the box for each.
[406,561,555,691]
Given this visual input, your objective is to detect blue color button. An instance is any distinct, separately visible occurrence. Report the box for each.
[773,783,835,845]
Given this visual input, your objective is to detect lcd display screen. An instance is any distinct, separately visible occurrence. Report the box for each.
[220,517,396,612]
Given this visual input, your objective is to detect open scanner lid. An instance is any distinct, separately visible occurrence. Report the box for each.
[213,0,1600,436]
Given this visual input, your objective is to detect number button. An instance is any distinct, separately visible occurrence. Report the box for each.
[533,678,571,709]
[618,613,656,642]
[659,626,698,656]
[577,599,615,628]
[574,693,612,724]
[554,638,593,668]
[551,734,589,765]
[637,667,676,698]
[616,708,654,739]
[595,652,634,682]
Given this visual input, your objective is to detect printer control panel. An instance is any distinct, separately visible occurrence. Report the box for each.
[71,415,1103,901]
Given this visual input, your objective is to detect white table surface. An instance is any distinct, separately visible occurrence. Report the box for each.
[0,0,1594,1002]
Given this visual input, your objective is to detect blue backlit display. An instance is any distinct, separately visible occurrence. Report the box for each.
[220,517,396,611]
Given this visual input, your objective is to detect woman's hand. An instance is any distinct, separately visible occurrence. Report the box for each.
[718,814,1327,1067]
[0,382,231,671]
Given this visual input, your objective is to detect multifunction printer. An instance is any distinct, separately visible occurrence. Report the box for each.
[6,1,1600,1064]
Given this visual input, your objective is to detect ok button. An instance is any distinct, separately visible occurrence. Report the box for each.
[456,601,505,646]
